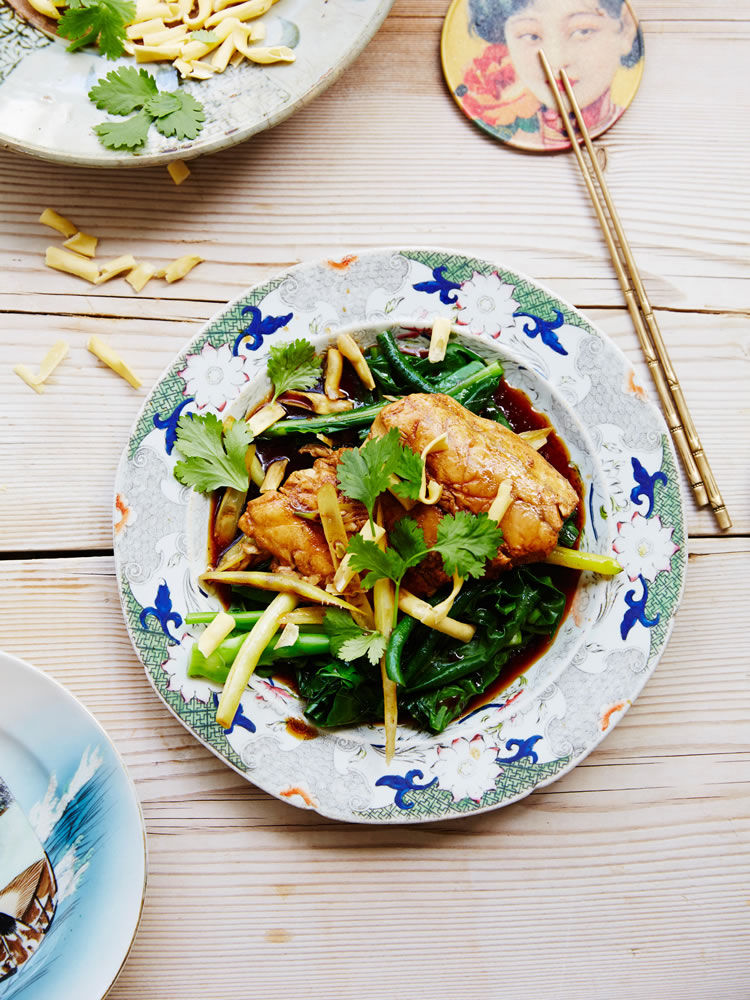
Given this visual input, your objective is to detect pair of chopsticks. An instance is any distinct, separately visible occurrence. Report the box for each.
[538,49,731,531]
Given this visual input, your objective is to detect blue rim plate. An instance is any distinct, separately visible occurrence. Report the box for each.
[0,651,146,999]
[113,246,687,824]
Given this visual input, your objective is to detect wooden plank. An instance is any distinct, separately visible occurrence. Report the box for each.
[1,15,750,314]
[0,545,747,999]
[1,307,746,551]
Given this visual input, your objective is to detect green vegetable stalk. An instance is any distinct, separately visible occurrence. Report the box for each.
[188,630,331,684]
[260,360,505,437]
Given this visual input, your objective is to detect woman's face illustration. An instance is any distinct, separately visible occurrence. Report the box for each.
[505,0,638,109]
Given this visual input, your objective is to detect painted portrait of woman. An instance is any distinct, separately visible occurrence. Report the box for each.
[442,0,644,151]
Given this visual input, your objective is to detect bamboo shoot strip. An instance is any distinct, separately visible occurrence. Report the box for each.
[215,592,297,727]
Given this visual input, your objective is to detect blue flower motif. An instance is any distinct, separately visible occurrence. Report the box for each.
[513,309,568,355]
[153,397,195,454]
[413,265,461,305]
[211,693,256,735]
[620,574,660,640]
[232,306,294,355]
[630,457,667,518]
[139,580,182,643]
[375,769,438,810]
[496,735,542,764]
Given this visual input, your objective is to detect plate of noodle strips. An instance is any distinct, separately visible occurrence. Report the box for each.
[0,0,393,166]
[113,247,686,823]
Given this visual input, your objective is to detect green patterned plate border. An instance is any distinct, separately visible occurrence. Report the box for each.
[113,247,687,823]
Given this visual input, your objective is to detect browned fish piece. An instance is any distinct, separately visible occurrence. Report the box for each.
[371,393,578,569]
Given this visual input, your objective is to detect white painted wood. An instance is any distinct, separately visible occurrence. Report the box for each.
[0,544,746,1000]
[0,308,746,550]
[1,7,750,313]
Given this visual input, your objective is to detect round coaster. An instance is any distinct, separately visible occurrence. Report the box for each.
[441,0,644,152]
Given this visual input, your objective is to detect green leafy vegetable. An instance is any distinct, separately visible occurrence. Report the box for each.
[93,111,152,151]
[173,413,253,493]
[58,0,135,58]
[267,339,322,400]
[87,67,205,152]
[293,566,567,732]
[89,67,158,114]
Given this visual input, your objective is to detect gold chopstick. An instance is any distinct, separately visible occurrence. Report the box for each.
[538,49,731,531]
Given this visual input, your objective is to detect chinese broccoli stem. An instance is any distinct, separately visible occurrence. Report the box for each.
[188,630,331,684]
[260,360,505,437]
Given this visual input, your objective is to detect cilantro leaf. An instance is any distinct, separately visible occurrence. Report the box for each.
[173,413,253,493]
[151,91,206,140]
[267,339,322,401]
[337,429,403,524]
[58,0,135,58]
[323,609,386,666]
[144,92,183,118]
[93,111,152,151]
[323,608,363,650]
[390,444,423,501]
[338,632,387,667]
[88,67,158,115]
[346,535,407,591]
[389,517,426,564]
[434,511,504,579]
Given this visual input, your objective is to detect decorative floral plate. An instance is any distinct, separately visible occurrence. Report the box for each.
[0,650,145,998]
[0,0,393,167]
[114,247,686,824]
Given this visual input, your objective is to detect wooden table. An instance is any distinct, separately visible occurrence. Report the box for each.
[1,1,749,996]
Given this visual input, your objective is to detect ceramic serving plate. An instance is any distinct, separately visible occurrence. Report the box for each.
[0,650,145,999]
[113,247,687,824]
[0,0,393,167]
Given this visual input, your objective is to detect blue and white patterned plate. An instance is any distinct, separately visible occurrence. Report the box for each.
[0,0,393,167]
[113,247,687,824]
[0,651,145,999]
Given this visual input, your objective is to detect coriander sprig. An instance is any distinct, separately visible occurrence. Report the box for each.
[347,511,505,617]
[88,67,206,152]
[58,0,135,59]
[267,339,323,400]
[323,609,387,667]
[336,428,423,532]
[173,413,253,493]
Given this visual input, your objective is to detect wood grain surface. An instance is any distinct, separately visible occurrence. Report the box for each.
[1,0,748,996]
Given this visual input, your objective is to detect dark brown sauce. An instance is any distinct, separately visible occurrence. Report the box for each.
[458,378,583,716]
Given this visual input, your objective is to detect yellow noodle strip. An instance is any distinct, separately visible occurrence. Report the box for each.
[45,246,99,283]
[87,336,142,389]
[39,209,77,237]
[62,231,98,258]
[164,254,203,282]
[166,161,190,186]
